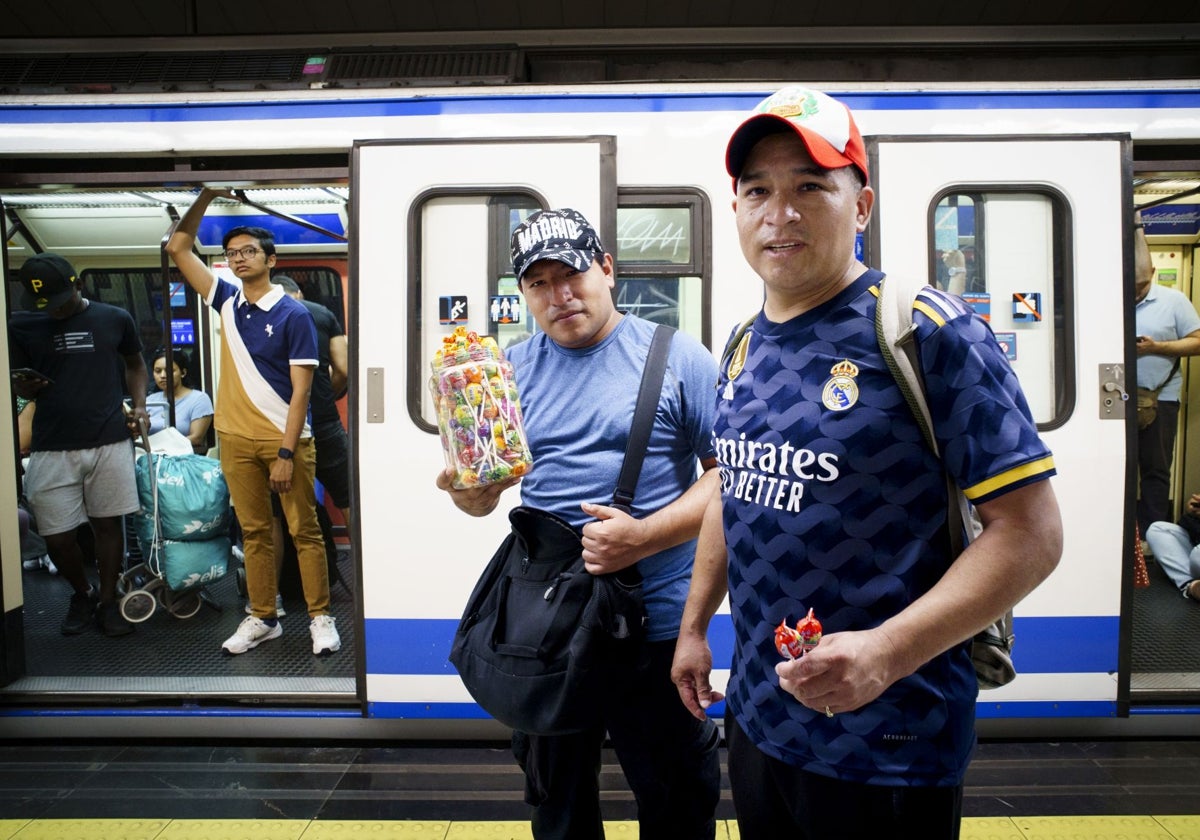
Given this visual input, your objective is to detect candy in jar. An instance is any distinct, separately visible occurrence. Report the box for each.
[430,326,533,489]
[774,608,823,660]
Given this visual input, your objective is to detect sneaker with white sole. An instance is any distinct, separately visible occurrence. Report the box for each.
[245,594,286,618]
[221,616,282,655]
[310,614,341,655]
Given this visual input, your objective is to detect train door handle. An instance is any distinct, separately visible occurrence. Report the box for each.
[1099,363,1128,421]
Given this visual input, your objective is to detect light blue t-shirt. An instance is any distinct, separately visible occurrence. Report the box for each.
[146,388,214,437]
[504,315,718,640]
[1136,282,1200,402]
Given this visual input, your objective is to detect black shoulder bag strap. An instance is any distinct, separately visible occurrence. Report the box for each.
[611,323,676,514]
[1153,358,1182,394]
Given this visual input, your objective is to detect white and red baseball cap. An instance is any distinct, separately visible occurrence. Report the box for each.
[726,86,868,186]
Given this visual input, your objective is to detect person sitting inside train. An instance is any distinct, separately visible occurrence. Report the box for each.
[1144,493,1200,602]
[145,347,214,455]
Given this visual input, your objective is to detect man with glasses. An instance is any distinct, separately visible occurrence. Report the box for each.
[166,188,340,657]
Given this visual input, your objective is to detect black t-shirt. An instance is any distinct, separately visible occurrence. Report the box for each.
[301,299,344,431]
[9,301,142,451]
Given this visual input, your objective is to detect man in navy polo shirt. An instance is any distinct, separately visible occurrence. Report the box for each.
[166,188,340,657]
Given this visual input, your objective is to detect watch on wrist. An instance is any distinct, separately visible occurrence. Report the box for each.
[1133,222,1145,230]
[277,447,294,460]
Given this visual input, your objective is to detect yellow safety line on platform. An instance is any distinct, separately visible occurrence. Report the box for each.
[0,816,1199,840]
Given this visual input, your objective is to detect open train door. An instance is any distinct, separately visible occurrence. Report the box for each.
[869,135,1134,724]
[351,137,614,724]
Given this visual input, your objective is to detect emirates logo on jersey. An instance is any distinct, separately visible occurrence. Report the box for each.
[822,359,860,412]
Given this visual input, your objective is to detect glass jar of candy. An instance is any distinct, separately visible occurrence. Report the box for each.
[430,326,533,489]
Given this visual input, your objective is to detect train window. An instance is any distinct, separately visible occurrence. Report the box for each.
[411,190,712,433]
[80,267,196,368]
[931,190,1071,427]
[614,190,710,343]
[271,266,346,331]
[411,192,543,432]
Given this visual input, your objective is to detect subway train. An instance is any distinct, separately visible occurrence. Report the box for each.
[1,81,1199,741]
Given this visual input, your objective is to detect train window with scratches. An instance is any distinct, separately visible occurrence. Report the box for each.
[614,190,710,347]
[931,189,1072,428]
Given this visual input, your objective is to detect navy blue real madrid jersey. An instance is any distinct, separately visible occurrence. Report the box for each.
[715,269,1055,787]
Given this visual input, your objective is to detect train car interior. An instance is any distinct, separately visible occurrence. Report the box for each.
[3,182,359,709]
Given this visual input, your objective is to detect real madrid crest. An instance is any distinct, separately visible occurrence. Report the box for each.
[822,359,860,412]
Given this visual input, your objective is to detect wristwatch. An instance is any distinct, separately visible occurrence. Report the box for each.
[277,447,294,460]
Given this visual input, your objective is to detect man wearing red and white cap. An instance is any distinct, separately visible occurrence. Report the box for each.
[673,87,1062,838]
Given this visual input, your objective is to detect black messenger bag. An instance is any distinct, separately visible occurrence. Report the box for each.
[448,324,675,735]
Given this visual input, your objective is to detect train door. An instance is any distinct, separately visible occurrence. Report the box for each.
[870,135,1133,719]
[351,137,614,720]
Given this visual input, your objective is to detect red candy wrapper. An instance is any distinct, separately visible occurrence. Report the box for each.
[774,608,823,660]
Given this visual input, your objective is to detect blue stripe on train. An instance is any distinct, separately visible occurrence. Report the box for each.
[367,699,1121,720]
[2,90,1199,124]
[365,614,1119,675]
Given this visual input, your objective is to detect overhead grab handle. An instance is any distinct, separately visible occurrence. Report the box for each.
[232,188,348,242]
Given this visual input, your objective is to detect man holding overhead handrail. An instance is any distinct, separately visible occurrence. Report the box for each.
[166,187,340,658]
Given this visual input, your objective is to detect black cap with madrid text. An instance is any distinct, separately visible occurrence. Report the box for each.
[18,253,80,312]
[510,208,605,282]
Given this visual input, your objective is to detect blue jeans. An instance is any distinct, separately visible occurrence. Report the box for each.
[1145,521,1200,594]
[511,638,721,840]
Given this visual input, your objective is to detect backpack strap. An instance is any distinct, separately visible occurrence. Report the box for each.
[875,275,1016,688]
[719,315,757,377]
[874,276,980,554]
[611,323,676,513]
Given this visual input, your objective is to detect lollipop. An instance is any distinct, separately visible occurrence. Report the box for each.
[796,608,823,653]
[774,619,804,660]
[774,608,823,660]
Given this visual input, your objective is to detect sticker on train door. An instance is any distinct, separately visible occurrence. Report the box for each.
[439,296,468,324]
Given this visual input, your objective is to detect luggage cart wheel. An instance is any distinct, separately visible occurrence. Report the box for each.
[167,591,203,620]
[236,567,247,598]
[120,589,157,623]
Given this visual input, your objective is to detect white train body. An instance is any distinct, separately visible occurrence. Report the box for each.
[1,82,1198,737]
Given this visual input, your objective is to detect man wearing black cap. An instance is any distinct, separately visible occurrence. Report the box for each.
[436,208,722,840]
[672,87,1063,838]
[9,253,148,637]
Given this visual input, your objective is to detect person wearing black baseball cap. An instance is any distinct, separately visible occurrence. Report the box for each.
[17,253,84,315]
[437,207,723,840]
[9,253,149,638]
[673,86,1062,839]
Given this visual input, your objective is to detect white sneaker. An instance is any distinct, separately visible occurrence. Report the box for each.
[221,616,283,655]
[23,555,54,572]
[310,615,341,655]
[245,594,286,617]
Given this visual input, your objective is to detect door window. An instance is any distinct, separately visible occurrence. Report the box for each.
[412,190,711,431]
[931,190,1071,427]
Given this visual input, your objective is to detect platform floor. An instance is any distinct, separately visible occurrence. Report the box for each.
[0,738,1199,838]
